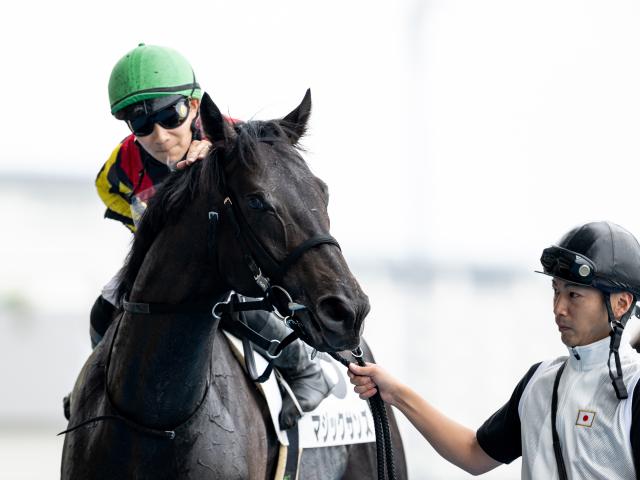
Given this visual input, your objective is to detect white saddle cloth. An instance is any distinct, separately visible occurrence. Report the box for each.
[223,331,376,448]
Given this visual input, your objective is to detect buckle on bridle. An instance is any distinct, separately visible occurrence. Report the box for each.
[253,268,270,292]
[266,339,282,359]
[212,291,236,319]
[269,285,307,320]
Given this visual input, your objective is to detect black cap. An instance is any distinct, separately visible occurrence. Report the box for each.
[541,221,640,297]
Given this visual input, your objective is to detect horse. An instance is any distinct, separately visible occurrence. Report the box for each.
[61,91,407,479]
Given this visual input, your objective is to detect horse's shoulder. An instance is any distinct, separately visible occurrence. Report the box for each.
[69,323,116,421]
[209,329,267,402]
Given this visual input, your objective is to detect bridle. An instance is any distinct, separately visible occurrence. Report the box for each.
[219,194,339,319]
[205,142,342,341]
[210,191,342,381]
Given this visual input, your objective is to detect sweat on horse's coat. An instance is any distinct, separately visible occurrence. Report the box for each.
[61,91,407,479]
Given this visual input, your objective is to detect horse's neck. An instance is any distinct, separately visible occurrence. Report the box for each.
[107,199,225,429]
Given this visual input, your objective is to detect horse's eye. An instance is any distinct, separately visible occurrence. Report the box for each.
[247,195,265,210]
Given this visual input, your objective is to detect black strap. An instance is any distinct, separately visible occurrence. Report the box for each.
[207,210,219,264]
[242,335,274,383]
[278,235,340,279]
[329,349,397,480]
[230,310,299,383]
[609,322,629,400]
[222,311,277,351]
[215,298,273,317]
[284,423,300,479]
[122,297,273,317]
[551,361,569,480]
[222,196,340,283]
[58,414,176,439]
[604,293,635,400]
[123,299,217,315]
[223,197,282,281]
[59,312,210,440]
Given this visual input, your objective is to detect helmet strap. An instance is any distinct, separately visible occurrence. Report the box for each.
[190,98,202,141]
[605,293,634,400]
[191,116,202,141]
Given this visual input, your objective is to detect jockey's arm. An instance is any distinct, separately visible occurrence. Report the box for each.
[349,363,501,476]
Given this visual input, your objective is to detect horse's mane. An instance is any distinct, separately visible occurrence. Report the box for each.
[116,119,303,301]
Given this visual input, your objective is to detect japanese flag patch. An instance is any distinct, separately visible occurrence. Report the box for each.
[576,410,596,427]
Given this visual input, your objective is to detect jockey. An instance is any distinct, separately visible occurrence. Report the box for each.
[90,43,331,429]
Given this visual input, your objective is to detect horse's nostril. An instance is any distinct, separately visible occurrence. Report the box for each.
[317,296,356,328]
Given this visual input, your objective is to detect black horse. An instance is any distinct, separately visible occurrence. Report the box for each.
[61,91,407,479]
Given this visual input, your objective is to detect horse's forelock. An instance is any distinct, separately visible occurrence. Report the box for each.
[233,120,306,170]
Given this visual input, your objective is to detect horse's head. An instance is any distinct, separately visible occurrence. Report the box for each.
[201,91,370,352]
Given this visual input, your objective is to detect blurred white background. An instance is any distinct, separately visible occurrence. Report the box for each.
[3,0,640,478]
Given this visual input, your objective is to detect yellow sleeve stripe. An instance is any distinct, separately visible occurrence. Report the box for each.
[95,143,134,223]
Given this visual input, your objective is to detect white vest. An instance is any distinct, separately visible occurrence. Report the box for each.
[519,337,640,479]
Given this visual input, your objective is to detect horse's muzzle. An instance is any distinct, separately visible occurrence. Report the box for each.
[296,293,369,352]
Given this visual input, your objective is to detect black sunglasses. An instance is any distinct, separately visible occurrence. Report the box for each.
[126,98,191,137]
[540,246,597,284]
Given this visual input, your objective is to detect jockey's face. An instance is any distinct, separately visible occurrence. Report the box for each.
[552,278,635,347]
[552,278,609,347]
[134,99,199,168]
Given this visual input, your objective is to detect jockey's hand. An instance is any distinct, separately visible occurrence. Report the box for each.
[175,139,213,170]
[348,362,400,405]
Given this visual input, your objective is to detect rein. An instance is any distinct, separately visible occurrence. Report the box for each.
[330,349,397,480]
[58,311,210,440]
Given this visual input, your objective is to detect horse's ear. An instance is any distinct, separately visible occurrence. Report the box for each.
[200,92,233,147]
[280,89,311,144]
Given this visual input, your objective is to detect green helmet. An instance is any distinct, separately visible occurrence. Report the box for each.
[108,43,202,117]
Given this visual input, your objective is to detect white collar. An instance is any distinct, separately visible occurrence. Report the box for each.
[566,336,611,372]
